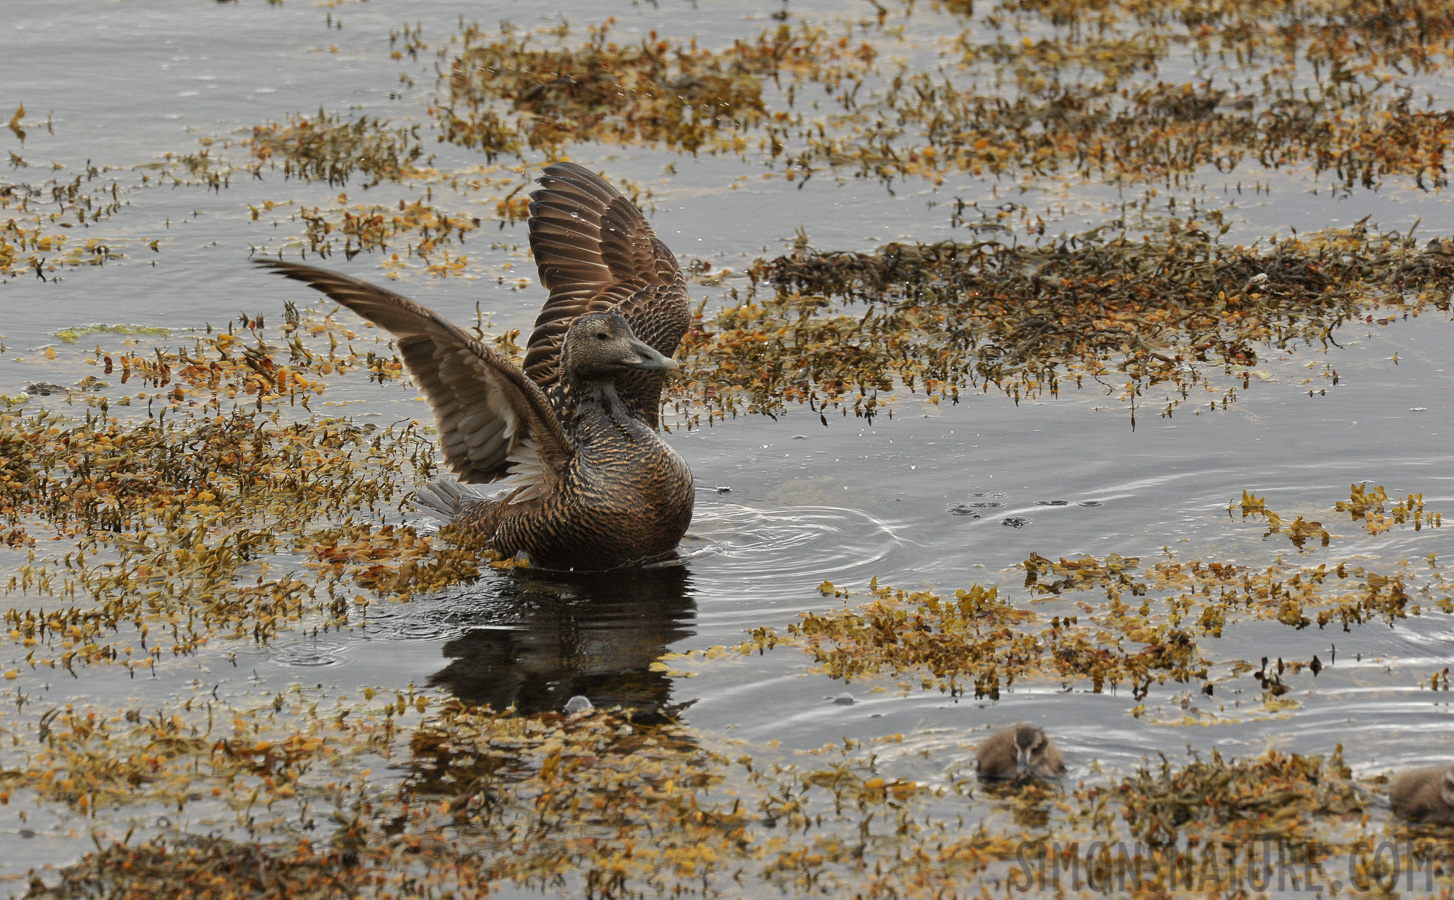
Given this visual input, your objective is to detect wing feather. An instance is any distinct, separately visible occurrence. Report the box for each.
[255,260,572,493]
[523,162,691,427]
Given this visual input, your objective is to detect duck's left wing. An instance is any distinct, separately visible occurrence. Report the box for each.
[256,260,570,495]
[523,162,691,427]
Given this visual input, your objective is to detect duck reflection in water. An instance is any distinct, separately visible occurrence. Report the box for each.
[428,564,696,720]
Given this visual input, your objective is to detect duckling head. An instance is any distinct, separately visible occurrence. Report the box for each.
[562,311,679,382]
[1013,724,1050,774]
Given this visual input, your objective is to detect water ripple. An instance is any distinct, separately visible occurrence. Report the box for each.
[270,640,348,668]
[683,502,902,597]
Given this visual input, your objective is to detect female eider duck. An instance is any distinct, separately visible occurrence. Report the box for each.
[257,162,694,571]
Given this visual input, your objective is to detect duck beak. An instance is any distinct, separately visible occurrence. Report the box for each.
[623,337,680,372]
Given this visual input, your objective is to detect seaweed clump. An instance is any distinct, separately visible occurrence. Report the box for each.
[433,19,874,158]
[1113,747,1362,845]
[0,312,486,671]
[250,109,432,188]
[706,486,1449,704]
[26,710,1432,900]
[674,227,1454,423]
[24,834,365,900]
[783,577,1209,700]
[420,0,1454,192]
[291,195,481,263]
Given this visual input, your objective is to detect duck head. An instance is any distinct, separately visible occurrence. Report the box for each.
[1013,724,1050,774]
[562,311,679,382]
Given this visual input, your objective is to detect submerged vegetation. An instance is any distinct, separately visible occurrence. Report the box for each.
[671,486,1448,706]
[15,705,1440,900]
[5,0,1454,895]
[674,225,1454,423]
[2,305,1445,895]
[428,3,1454,192]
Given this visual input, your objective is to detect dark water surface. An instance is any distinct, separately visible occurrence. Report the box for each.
[2,0,1454,892]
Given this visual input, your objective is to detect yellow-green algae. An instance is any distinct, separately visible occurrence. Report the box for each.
[424,0,1454,193]
[51,325,172,346]
[0,328,1448,896]
[13,705,1446,899]
[671,225,1454,424]
[8,0,1454,895]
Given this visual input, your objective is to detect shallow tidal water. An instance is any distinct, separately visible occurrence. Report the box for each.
[2,0,1454,895]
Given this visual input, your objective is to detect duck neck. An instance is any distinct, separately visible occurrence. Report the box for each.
[556,372,637,435]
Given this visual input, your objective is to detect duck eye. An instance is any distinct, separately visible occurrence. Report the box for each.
[596,332,609,340]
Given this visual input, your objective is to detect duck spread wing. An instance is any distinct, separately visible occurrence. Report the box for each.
[523,162,691,399]
[256,260,571,495]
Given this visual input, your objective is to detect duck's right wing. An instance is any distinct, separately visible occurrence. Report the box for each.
[256,260,571,498]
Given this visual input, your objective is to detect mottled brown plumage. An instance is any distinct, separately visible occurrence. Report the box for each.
[976,724,1066,782]
[524,161,691,429]
[452,311,694,569]
[255,164,696,570]
[1390,765,1454,825]
[256,260,569,485]
[255,274,694,571]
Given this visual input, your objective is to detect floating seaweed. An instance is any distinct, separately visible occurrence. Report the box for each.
[420,0,1454,195]
[672,227,1454,423]
[7,3,1454,896]
[0,165,129,279]
[0,313,442,671]
[23,701,1441,900]
[666,486,1449,704]
[779,576,1210,700]
[286,194,483,262]
[431,19,873,157]
[249,109,432,188]
[1112,746,1362,846]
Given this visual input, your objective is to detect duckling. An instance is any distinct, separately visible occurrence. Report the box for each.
[977,724,1066,781]
[1390,765,1454,825]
